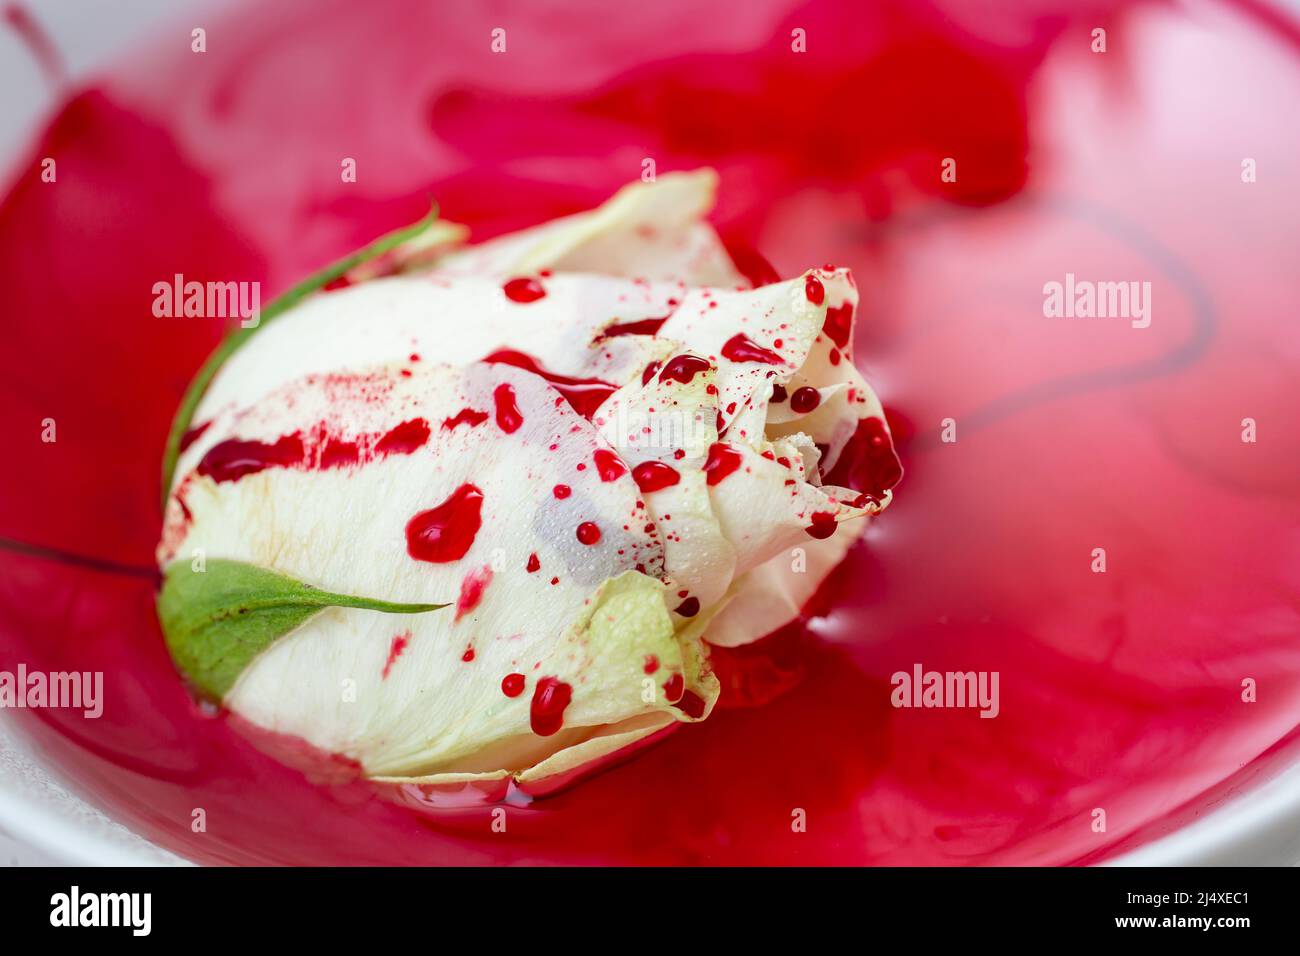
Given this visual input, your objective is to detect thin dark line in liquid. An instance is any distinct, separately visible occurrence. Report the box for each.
[0,535,158,580]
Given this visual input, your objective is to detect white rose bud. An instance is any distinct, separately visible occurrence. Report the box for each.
[157,171,900,803]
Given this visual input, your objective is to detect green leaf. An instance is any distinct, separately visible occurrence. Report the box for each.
[160,205,441,507]
[158,558,447,700]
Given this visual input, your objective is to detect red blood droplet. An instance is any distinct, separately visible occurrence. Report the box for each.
[805,274,825,305]
[632,460,680,493]
[821,416,904,501]
[790,386,821,414]
[770,383,788,403]
[503,276,546,303]
[197,433,305,483]
[644,655,660,675]
[658,353,712,384]
[376,417,431,454]
[493,383,523,433]
[663,672,685,703]
[806,511,838,539]
[406,483,484,563]
[675,596,700,617]
[703,442,743,486]
[641,360,661,385]
[441,408,488,431]
[593,448,627,482]
[530,676,573,736]
[525,552,541,573]
[553,484,571,499]
[462,647,475,662]
[502,673,526,698]
[823,302,853,350]
[721,333,783,365]
[576,521,601,545]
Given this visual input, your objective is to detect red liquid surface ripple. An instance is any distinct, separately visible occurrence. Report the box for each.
[0,0,1297,865]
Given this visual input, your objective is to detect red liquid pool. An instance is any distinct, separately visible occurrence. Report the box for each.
[0,0,1297,864]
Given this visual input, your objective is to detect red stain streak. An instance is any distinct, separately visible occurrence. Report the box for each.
[197,434,305,483]
[593,316,667,341]
[179,420,211,453]
[196,416,431,484]
[381,631,410,680]
[2,4,65,89]
[454,565,494,621]
[374,417,431,455]
[483,349,615,419]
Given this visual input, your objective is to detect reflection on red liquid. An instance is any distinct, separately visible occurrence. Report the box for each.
[0,0,1297,864]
